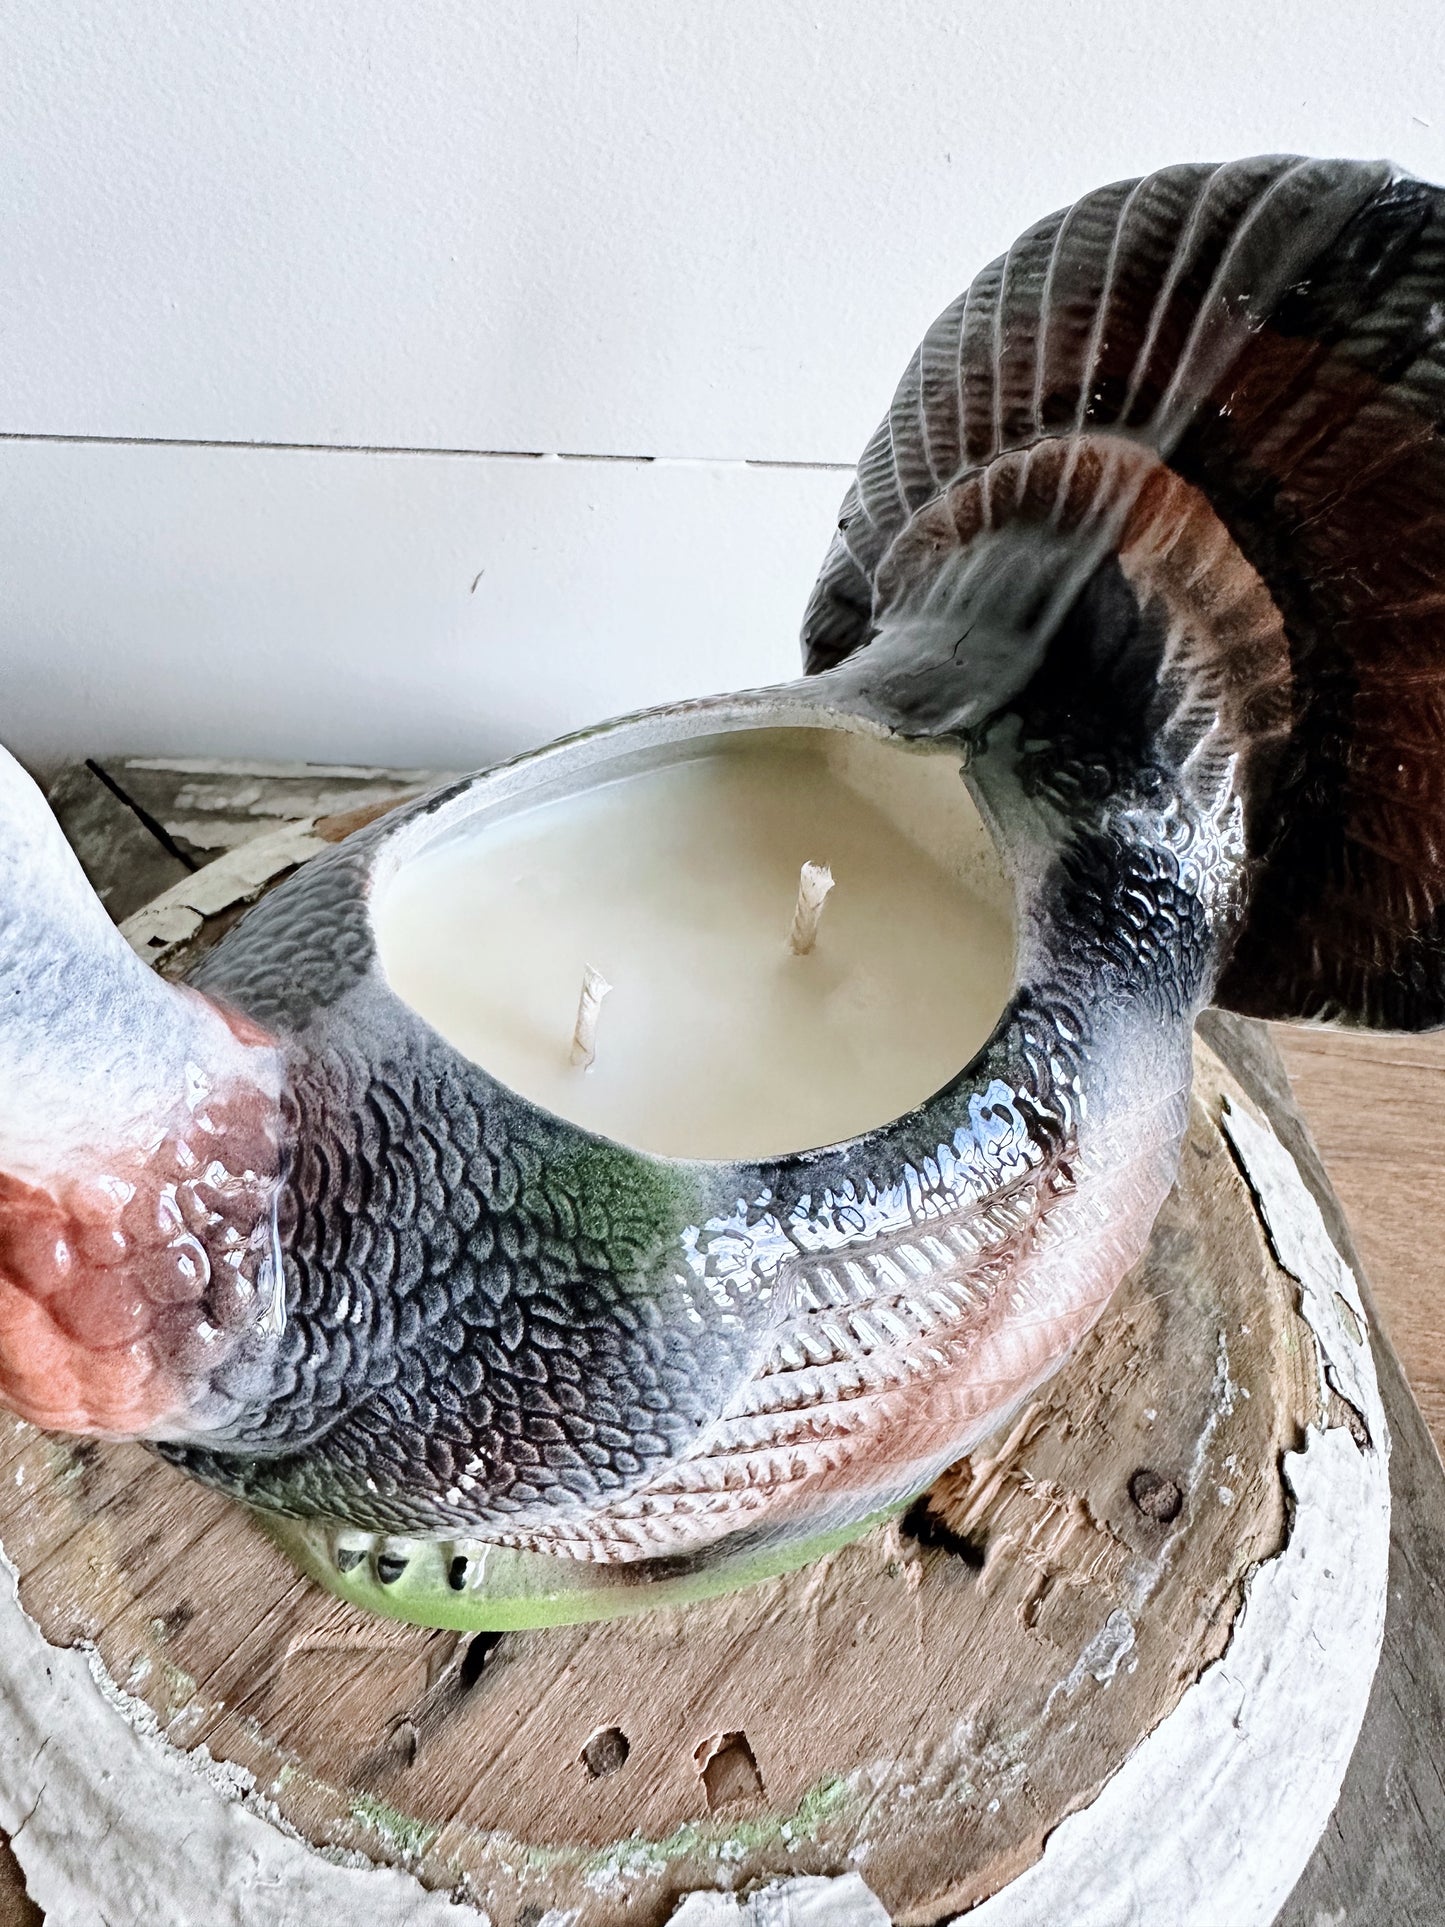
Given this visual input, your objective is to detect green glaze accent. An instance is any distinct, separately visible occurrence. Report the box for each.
[577,1772,858,1884]
[260,1501,906,1632]
[253,1742,859,1898]
[347,1792,439,1861]
[543,1133,708,1285]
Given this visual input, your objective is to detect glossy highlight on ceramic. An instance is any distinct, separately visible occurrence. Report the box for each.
[3,153,1445,1627]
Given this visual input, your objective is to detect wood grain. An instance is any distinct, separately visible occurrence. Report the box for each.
[1273,1026,1445,1462]
[0,1044,1321,1925]
[102,757,460,867]
[44,763,191,923]
[0,1840,40,1927]
[2,762,1440,1924]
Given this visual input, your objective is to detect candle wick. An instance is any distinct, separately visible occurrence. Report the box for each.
[570,962,613,1068]
[788,861,835,957]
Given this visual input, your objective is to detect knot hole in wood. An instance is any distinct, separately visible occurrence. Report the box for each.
[695,1731,765,1811]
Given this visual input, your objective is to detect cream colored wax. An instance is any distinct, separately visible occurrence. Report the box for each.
[374,727,1014,1162]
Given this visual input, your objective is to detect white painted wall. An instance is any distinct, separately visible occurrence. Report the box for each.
[2,0,1442,772]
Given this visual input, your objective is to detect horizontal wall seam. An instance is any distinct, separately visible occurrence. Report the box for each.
[0,429,854,474]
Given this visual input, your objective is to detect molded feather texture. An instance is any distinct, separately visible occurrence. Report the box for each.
[0,749,287,1437]
[176,869,783,1540]
[16,157,1434,1586]
[147,689,1215,1568]
[804,155,1445,1028]
[0,695,1224,1565]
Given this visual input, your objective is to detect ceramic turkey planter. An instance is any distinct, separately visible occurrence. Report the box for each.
[3,153,1444,1631]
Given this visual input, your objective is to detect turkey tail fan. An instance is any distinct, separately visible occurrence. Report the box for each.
[802,156,1445,1030]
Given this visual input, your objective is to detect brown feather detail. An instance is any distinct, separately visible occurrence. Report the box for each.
[477,1093,1183,1563]
[804,156,1445,1026]
[874,437,1294,832]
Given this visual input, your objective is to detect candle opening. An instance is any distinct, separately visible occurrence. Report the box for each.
[373,723,1015,1161]
[788,861,834,956]
[570,963,613,1070]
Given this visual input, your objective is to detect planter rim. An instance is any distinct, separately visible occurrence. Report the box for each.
[360,678,1018,1174]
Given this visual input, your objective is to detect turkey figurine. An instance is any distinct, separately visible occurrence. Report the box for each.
[3,154,1444,1629]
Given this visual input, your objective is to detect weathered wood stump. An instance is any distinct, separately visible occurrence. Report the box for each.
[0,761,1407,1924]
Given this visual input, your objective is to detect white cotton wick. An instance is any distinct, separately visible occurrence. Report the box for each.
[569,963,613,1069]
[787,861,835,957]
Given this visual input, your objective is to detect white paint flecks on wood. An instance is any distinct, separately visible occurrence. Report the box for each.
[965,1435,1387,1925]
[1222,1100,1387,1448]
[668,1874,889,1926]
[120,817,330,962]
[111,758,461,862]
[668,1098,1393,1927]
[951,1100,1391,1927]
[1272,1023,1445,1458]
[0,758,1400,1923]
[0,440,839,774]
[0,1551,488,1927]
[1,1,1442,462]
[0,1043,1376,1926]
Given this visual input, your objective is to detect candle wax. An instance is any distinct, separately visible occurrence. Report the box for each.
[374,727,1014,1161]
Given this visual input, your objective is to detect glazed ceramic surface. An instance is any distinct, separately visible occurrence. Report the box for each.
[3,154,1445,1624]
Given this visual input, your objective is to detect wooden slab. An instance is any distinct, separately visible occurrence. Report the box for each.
[46,754,1445,1471]
[0,1037,1324,1925]
[92,756,461,868]
[8,758,1443,1924]
[1274,1024,1445,1456]
[0,1845,39,1927]
[44,762,191,923]
[1202,1011,1445,1927]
